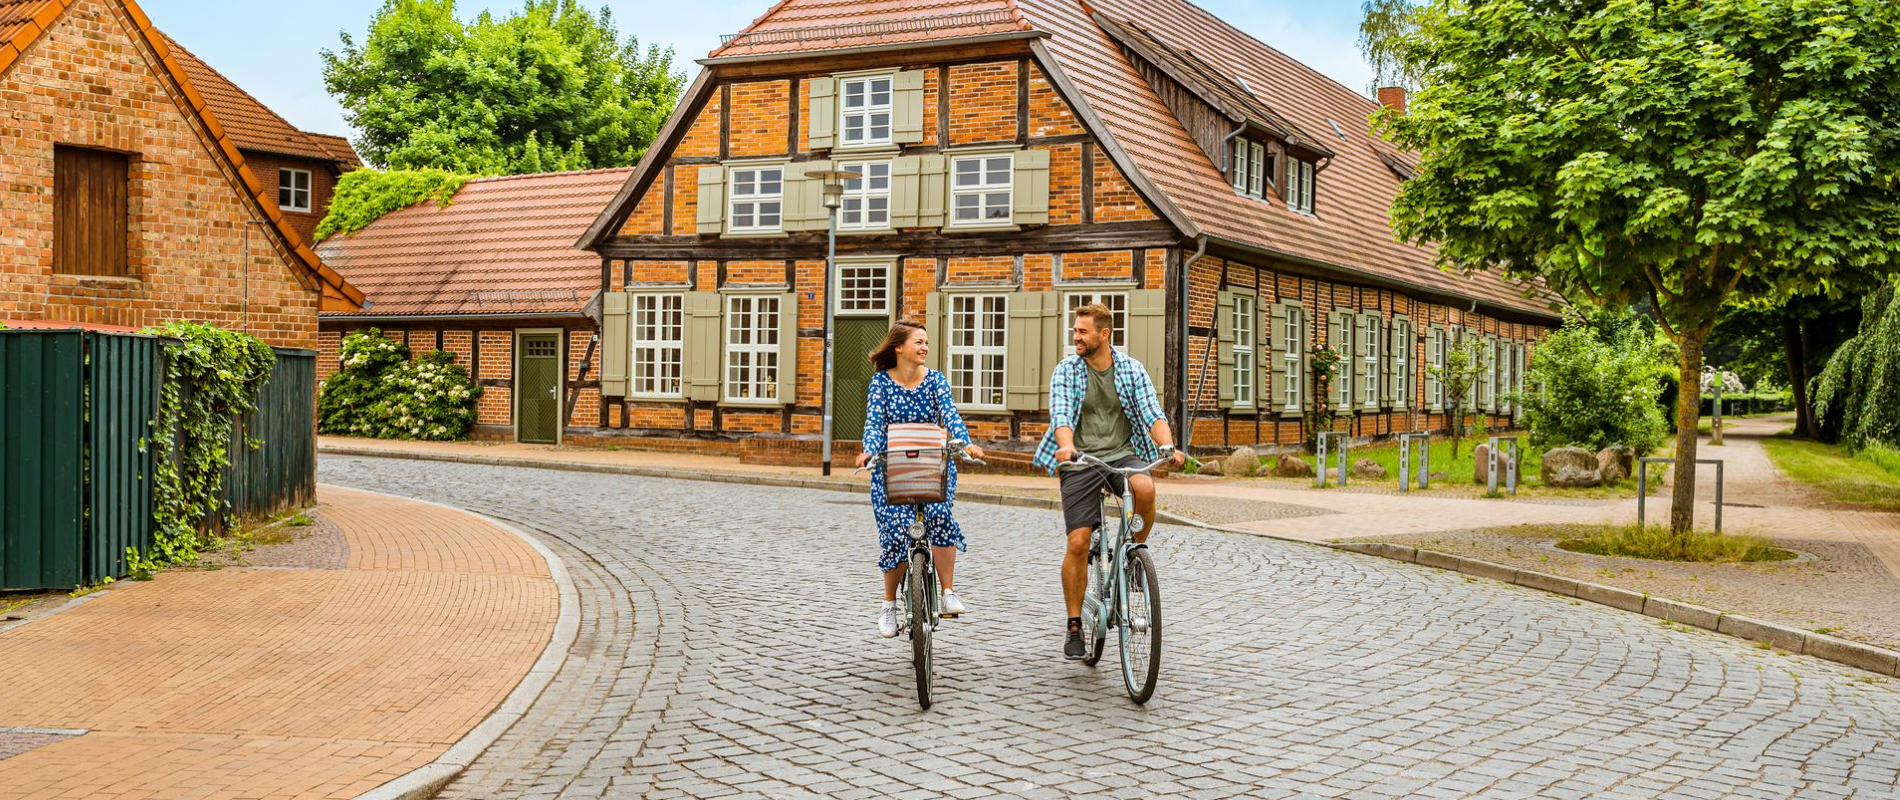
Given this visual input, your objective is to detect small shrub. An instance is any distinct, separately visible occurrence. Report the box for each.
[1553,524,1793,563]
[1521,310,1671,453]
[318,329,481,440]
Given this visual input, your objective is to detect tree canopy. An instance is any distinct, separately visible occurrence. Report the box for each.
[322,0,685,174]
[1357,0,1423,92]
[1380,0,1900,532]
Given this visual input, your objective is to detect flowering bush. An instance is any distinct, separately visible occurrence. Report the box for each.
[1700,366,1746,396]
[1521,312,1670,453]
[318,329,481,440]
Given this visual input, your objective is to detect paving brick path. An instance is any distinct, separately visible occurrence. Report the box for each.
[321,456,1900,800]
[0,487,559,800]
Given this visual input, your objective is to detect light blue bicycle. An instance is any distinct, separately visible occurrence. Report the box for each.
[1062,446,1173,704]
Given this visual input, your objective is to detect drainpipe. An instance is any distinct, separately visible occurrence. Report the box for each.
[1218,123,1246,174]
[1178,235,1209,460]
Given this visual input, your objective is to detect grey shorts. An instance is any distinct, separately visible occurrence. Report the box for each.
[1059,454,1146,532]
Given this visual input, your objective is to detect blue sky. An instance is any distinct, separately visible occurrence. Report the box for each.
[140,0,1374,140]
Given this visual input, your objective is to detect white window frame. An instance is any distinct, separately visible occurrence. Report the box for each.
[1284,305,1304,412]
[834,259,892,317]
[837,160,892,231]
[723,293,783,403]
[1249,141,1266,198]
[1286,158,1316,214]
[946,293,1008,410]
[839,74,895,149]
[278,168,311,212]
[1233,293,1256,410]
[630,293,684,399]
[1394,319,1411,407]
[1363,315,1380,408]
[727,165,784,234]
[1231,139,1250,193]
[949,153,1014,228]
[1430,327,1446,408]
[1064,289,1129,350]
[1336,318,1354,405]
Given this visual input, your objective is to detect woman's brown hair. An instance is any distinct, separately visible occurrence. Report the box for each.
[869,319,928,372]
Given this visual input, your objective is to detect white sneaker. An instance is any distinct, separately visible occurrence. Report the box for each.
[877,604,900,638]
[940,590,967,618]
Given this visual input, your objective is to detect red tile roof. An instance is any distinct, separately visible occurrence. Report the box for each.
[0,0,363,310]
[159,32,360,167]
[319,168,636,318]
[708,0,1030,59]
[686,0,1556,318]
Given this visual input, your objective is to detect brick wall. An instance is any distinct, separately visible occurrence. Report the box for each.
[241,150,338,244]
[0,0,323,348]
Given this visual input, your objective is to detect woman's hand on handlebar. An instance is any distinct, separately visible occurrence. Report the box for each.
[965,444,986,462]
[855,451,873,469]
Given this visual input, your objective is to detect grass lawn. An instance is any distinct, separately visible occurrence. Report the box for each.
[1237,437,1664,499]
[1760,437,1900,511]
[1543,523,1793,563]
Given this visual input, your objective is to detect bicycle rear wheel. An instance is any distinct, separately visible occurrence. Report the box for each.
[1118,547,1161,704]
[907,550,934,709]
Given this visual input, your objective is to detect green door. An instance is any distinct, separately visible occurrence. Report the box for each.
[833,317,891,442]
[517,334,561,444]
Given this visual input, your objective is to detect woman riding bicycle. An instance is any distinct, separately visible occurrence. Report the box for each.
[856,319,986,638]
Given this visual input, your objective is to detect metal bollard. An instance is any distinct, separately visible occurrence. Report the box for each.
[1316,431,1349,487]
[1399,433,1432,491]
[1637,456,1726,533]
[1486,435,1519,496]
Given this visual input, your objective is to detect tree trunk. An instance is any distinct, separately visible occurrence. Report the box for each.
[1670,334,1706,535]
[1783,314,1814,437]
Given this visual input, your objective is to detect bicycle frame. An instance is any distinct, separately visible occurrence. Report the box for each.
[1067,450,1171,645]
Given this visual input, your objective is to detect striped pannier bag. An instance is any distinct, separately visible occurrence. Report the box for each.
[883,422,950,505]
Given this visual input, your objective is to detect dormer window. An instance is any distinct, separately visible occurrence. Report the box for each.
[840,75,894,148]
[1229,138,1272,201]
[1284,157,1316,214]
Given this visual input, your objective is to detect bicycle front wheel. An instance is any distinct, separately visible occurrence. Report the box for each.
[908,551,934,710]
[1118,547,1161,704]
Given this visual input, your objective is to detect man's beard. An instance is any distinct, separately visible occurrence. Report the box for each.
[1075,338,1102,358]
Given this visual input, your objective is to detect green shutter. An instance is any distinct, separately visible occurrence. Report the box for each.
[1426,324,1443,413]
[1298,307,1310,413]
[890,156,922,228]
[601,291,630,397]
[1215,290,1236,408]
[776,293,799,405]
[696,165,726,235]
[784,160,831,232]
[892,70,925,144]
[1041,293,1065,396]
[1006,291,1052,411]
[924,291,945,373]
[808,77,836,150]
[918,154,947,228]
[1129,289,1166,387]
[1269,302,1289,412]
[1012,148,1051,226]
[1254,297,1271,407]
[685,291,723,402]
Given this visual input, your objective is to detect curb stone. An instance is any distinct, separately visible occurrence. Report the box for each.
[1329,543,1900,679]
[317,446,1206,529]
[341,488,584,800]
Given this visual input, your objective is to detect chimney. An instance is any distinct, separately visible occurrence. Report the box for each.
[1376,86,1408,115]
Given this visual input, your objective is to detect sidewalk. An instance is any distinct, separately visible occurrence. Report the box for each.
[0,486,560,800]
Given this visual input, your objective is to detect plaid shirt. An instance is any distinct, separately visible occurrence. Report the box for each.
[1033,350,1167,473]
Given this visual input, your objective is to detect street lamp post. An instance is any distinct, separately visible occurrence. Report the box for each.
[808,168,861,476]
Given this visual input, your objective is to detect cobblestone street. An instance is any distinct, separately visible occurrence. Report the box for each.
[320,457,1900,800]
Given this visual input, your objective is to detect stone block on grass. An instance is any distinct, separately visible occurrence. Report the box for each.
[1222,446,1260,478]
[1272,453,1315,478]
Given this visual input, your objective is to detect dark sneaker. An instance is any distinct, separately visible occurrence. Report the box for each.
[1064,627,1086,660]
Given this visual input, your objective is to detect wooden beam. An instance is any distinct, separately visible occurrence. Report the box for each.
[600,221,1183,261]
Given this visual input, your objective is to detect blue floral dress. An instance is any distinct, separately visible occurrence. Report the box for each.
[862,369,972,572]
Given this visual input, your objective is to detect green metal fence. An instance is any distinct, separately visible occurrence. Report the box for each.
[0,332,315,589]
[223,349,316,520]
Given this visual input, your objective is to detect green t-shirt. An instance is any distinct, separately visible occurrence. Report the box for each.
[1075,360,1134,462]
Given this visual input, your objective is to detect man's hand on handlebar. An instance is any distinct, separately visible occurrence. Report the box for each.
[1162,445,1186,470]
[1055,446,1078,464]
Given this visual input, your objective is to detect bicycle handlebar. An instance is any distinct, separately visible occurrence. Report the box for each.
[853,440,986,475]
[1059,445,1178,476]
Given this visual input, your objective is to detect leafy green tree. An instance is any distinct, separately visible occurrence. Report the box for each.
[322,0,684,174]
[1706,297,1860,437]
[1814,277,1900,450]
[1522,311,1671,454]
[1427,337,1486,459]
[1357,0,1422,92]
[1382,0,1900,533]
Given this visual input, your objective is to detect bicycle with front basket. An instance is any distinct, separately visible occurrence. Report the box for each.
[858,440,983,710]
[1061,446,1176,704]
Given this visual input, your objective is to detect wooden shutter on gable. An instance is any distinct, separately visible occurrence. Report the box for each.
[685,292,723,402]
[55,146,129,277]
[696,166,726,235]
[601,291,631,397]
[776,293,800,405]
[892,70,925,144]
[1129,289,1166,387]
[1011,148,1051,226]
[808,77,837,150]
[924,291,946,373]
[1006,291,1055,411]
[1216,290,1236,409]
[918,154,947,228]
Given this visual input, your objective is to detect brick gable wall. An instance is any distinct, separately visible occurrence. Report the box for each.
[0,0,320,348]
[241,150,339,245]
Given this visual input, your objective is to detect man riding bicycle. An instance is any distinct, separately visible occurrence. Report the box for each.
[1033,303,1186,660]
